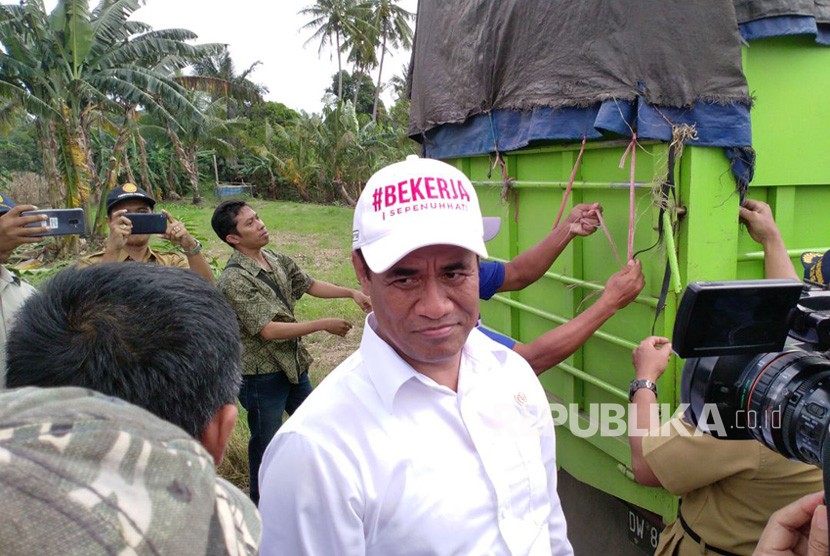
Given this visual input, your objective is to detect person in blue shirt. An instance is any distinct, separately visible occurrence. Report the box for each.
[479,203,645,374]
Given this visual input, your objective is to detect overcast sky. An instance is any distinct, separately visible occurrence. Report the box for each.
[33,0,418,114]
[141,0,418,113]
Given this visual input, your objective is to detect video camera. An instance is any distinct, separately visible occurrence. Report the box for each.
[673,279,830,467]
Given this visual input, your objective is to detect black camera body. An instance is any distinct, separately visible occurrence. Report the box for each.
[675,280,830,467]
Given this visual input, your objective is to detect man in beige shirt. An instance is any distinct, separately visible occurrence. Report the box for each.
[78,183,214,283]
[628,337,822,555]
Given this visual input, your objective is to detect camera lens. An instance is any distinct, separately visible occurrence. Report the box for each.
[738,349,830,466]
[682,354,759,439]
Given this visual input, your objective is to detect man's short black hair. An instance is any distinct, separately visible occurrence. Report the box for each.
[211,200,249,246]
[6,263,243,439]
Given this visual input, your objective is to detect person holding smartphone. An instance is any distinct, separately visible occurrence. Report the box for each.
[0,193,47,387]
[78,183,214,283]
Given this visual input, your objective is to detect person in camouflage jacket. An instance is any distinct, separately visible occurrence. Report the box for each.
[0,386,261,555]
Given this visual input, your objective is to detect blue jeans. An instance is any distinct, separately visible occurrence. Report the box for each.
[237,370,313,504]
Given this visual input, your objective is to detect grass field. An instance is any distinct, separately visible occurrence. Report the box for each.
[161,195,367,491]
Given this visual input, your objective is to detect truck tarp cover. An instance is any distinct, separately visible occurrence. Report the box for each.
[734,0,830,25]
[409,0,750,138]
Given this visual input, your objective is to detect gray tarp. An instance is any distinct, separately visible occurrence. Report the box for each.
[734,0,830,24]
[409,0,751,137]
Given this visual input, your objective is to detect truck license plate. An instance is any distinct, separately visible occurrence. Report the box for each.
[627,507,661,554]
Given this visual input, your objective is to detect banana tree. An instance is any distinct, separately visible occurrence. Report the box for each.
[166,94,240,204]
[0,0,221,239]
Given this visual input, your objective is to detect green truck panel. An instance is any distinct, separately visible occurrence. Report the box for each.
[450,38,830,523]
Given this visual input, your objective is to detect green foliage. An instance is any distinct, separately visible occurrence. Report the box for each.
[1,0,418,218]
[0,114,42,174]
[246,101,299,133]
[15,260,73,289]
[327,69,377,115]
[0,0,224,238]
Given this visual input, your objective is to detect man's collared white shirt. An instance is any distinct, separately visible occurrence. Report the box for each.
[0,265,35,388]
[259,314,572,555]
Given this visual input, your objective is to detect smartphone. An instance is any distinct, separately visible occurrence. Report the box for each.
[125,213,168,235]
[22,208,86,237]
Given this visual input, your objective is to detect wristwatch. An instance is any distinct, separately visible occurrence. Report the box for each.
[629,378,658,401]
[182,238,203,256]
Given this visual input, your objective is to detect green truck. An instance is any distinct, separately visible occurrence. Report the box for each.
[409,2,830,552]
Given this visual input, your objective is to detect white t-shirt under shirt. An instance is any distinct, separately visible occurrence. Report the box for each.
[258,315,572,555]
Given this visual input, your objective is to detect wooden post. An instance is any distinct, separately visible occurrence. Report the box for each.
[213,153,220,189]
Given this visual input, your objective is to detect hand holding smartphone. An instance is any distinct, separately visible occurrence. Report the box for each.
[22,208,86,237]
[124,213,168,235]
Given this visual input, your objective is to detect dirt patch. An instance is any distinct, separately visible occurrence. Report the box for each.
[305,321,364,386]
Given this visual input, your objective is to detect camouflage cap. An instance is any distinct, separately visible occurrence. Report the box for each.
[0,386,261,556]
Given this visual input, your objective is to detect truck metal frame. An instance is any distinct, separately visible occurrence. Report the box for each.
[444,35,830,553]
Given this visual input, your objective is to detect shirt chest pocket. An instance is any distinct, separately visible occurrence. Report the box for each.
[490,432,551,524]
[463,389,553,523]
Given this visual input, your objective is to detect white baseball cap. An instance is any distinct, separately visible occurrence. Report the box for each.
[353,155,490,273]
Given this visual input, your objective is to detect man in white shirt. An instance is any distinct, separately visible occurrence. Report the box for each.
[258,155,573,555]
[0,194,46,387]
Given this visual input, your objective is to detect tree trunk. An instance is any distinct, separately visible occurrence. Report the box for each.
[268,169,277,199]
[94,121,132,237]
[167,125,201,204]
[336,32,344,101]
[134,129,155,197]
[353,66,362,107]
[123,154,136,185]
[102,123,131,191]
[53,110,92,255]
[334,177,356,207]
[35,120,64,209]
[59,107,92,208]
[168,158,180,196]
[78,108,101,206]
[186,147,201,204]
[372,33,388,122]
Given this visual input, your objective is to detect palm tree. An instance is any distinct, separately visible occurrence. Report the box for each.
[343,9,377,108]
[274,111,323,202]
[367,0,414,121]
[239,121,287,199]
[300,0,362,102]
[178,48,268,188]
[186,48,267,118]
[165,91,243,205]
[0,0,221,233]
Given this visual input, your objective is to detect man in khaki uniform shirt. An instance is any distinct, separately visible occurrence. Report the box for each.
[78,183,214,283]
[628,337,822,555]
